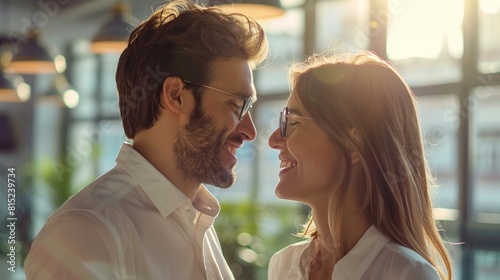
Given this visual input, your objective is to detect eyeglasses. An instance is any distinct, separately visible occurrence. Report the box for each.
[280,107,313,138]
[182,80,254,121]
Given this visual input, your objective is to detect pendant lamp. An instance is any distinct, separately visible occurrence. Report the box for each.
[0,70,17,101]
[91,2,138,54]
[6,28,63,74]
[210,0,284,19]
[0,69,30,102]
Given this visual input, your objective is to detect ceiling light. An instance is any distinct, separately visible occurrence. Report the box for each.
[211,0,284,19]
[6,29,60,74]
[0,70,30,102]
[91,2,138,54]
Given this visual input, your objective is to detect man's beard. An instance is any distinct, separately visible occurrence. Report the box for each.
[173,112,236,188]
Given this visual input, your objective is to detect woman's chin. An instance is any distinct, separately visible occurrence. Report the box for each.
[275,184,297,201]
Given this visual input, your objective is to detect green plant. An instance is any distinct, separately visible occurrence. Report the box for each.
[215,201,304,280]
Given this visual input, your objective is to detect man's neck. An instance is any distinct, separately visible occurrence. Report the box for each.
[132,135,201,201]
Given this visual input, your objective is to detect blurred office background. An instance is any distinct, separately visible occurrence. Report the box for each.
[0,0,499,279]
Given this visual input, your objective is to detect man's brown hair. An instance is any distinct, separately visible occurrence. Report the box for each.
[116,0,268,138]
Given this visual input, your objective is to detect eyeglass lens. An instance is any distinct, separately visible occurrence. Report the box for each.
[280,107,288,138]
[240,98,253,121]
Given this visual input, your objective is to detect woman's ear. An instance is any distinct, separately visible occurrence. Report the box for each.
[348,128,363,164]
[161,77,187,116]
[351,150,360,164]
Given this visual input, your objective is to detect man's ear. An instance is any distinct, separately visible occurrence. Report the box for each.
[161,77,187,116]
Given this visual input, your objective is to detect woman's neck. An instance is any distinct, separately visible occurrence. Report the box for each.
[311,205,371,265]
[308,213,370,280]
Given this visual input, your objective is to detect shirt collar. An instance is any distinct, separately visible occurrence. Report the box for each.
[298,238,319,277]
[115,142,220,218]
[333,225,390,279]
[193,186,220,217]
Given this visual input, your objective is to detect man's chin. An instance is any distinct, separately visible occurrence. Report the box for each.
[207,169,235,189]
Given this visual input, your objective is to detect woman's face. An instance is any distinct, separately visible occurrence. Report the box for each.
[268,91,340,206]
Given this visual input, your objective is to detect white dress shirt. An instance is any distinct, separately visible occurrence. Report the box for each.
[25,143,235,280]
[268,225,440,280]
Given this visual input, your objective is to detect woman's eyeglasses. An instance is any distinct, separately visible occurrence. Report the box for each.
[280,107,313,138]
[183,80,254,121]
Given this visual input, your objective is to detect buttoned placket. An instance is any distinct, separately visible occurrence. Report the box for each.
[175,202,207,278]
[194,208,223,280]
[180,201,223,280]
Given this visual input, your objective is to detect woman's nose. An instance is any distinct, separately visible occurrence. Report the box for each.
[268,127,283,149]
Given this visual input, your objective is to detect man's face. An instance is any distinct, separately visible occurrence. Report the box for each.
[173,57,257,188]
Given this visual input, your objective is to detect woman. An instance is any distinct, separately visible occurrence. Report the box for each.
[268,52,453,280]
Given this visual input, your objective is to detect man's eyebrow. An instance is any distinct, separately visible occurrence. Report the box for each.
[233,90,257,101]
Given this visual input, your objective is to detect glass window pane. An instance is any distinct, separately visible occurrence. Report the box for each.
[253,100,303,279]
[256,9,304,94]
[417,95,460,218]
[34,102,63,159]
[471,87,500,223]
[475,250,500,279]
[100,90,120,119]
[316,0,370,52]
[447,244,463,279]
[71,55,98,118]
[96,120,125,175]
[387,0,463,86]
[32,102,64,234]
[68,122,99,191]
[100,54,121,118]
[478,0,500,73]
[255,100,284,203]
[101,54,120,98]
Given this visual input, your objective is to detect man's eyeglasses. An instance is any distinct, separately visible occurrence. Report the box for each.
[183,80,254,121]
[280,107,313,138]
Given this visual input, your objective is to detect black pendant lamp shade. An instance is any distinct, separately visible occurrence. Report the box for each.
[91,2,138,54]
[7,29,60,74]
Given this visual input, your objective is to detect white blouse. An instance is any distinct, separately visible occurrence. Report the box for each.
[268,225,440,280]
[25,143,234,280]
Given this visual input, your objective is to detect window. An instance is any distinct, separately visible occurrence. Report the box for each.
[472,88,500,223]
[256,8,304,94]
[36,1,500,279]
[417,95,460,217]
[385,1,500,279]
[386,0,464,86]
[316,0,370,52]
[478,0,500,73]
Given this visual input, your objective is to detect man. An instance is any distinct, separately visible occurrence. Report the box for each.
[24,1,268,279]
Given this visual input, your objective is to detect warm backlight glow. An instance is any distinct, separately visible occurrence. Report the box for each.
[91,41,128,54]
[217,4,284,20]
[387,0,464,61]
[481,0,500,14]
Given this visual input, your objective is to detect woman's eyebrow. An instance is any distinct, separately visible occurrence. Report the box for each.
[288,108,305,116]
